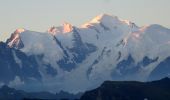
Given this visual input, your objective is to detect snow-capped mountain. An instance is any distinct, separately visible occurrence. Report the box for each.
[1,14,170,93]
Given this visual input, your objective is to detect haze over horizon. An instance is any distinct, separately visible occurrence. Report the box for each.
[0,0,170,41]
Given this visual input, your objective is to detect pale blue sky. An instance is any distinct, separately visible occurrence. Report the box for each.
[0,0,170,41]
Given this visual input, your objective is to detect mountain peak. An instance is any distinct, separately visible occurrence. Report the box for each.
[81,14,138,29]
[48,22,73,35]
[47,26,58,35]
[81,14,120,28]
[7,28,25,48]
[15,28,25,34]
[90,13,119,24]
[63,22,73,33]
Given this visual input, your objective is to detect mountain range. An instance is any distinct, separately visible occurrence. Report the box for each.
[0,85,81,100]
[0,14,170,93]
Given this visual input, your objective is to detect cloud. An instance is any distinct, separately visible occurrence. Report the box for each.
[9,76,24,87]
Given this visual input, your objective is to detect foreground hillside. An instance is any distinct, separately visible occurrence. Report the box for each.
[0,78,170,100]
[80,77,170,100]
